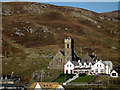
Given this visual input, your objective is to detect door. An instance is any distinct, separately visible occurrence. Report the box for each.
[66,70,68,74]
[70,70,72,74]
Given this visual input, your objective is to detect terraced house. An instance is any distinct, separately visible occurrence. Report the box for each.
[64,57,113,75]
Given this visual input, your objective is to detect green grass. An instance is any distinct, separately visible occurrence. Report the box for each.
[54,74,75,82]
[71,75,96,83]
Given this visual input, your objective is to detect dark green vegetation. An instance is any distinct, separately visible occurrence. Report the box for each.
[53,74,75,82]
[71,75,96,83]
[2,2,119,84]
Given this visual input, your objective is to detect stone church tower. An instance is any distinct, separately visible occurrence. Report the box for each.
[49,37,77,69]
[64,37,74,64]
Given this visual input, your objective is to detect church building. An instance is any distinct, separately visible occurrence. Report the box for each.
[49,37,79,69]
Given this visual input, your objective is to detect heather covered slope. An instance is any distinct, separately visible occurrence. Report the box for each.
[2,2,119,83]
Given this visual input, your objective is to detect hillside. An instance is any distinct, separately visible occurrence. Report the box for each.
[101,10,119,21]
[2,2,119,83]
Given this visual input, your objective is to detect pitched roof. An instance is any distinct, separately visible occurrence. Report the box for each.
[60,51,64,56]
[104,61,112,65]
[111,70,120,74]
[29,82,63,89]
[71,61,78,66]
[81,54,96,63]
[67,37,71,40]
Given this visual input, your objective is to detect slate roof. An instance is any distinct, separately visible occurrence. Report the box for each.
[67,37,71,40]
[59,51,80,61]
[81,54,96,63]
[60,51,64,56]
[71,61,78,66]
[104,61,112,65]
[73,52,80,61]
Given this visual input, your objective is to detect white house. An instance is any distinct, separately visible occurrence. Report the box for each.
[92,60,105,74]
[64,59,113,75]
[64,61,77,74]
[110,70,119,78]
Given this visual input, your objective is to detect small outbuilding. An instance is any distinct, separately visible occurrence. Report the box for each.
[110,70,119,78]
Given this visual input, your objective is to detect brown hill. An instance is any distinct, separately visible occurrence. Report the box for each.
[2,2,119,83]
[101,10,119,21]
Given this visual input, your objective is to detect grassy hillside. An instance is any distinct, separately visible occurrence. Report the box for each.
[2,2,119,83]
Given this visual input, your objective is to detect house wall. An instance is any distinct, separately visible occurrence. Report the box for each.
[64,61,74,74]
[105,65,110,75]
[73,62,92,75]
[110,70,119,78]
[93,61,105,74]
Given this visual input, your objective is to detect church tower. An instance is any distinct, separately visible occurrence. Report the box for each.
[64,37,74,64]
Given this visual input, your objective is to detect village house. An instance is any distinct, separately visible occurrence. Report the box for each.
[64,59,113,75]
[28,82,64,90]
[0,73,23,89]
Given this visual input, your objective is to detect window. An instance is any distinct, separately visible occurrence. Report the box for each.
[70,65,71,67]
[56,57,61,65]
[91,70,93,72]
[95,69,98,72]
[67,44,69,48]
[100,64,101,67]
[67,65,69,67]
[97,64,98,67]
[74,71,77,73]
[61,59,62,64]
[101,69,103,72]
[112,73,116,76]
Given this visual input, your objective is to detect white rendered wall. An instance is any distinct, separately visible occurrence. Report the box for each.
[93,61,105,74]
[64,61,74,74]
